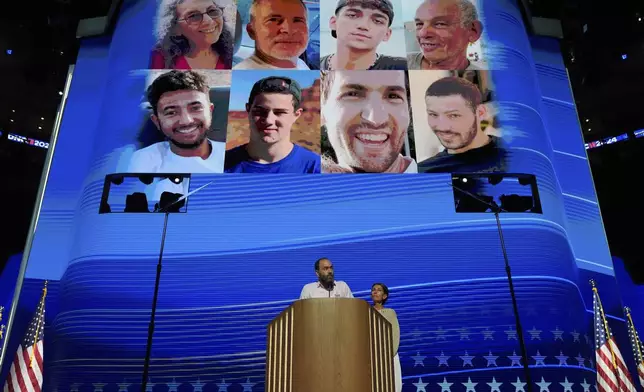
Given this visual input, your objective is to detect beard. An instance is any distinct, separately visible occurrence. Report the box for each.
[168,135,207,150]
[435,120,478,151]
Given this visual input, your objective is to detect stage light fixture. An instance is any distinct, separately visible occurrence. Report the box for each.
[157,192,185,213]
[138,175,154,185]
[488,174,504,185]
[124,192,149,213]
[110,175,124,185]
[500,194,534,212]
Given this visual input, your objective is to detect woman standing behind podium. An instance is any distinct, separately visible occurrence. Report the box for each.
[371,283,402,392]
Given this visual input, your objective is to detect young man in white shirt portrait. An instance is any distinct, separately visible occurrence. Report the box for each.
[128,70,226,174]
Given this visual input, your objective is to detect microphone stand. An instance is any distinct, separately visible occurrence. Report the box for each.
[140,210,169,392]
[140,190,192,392]
[452,183,533,392]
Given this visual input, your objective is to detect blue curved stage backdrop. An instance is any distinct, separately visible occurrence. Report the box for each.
[1,0,639,391]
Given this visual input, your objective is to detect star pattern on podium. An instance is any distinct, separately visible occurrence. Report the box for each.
[575,353,586,367]
[93,383,106,392]
[412,352,427,367]
[508,351,522,367]
[555,350,569,365]
[532,350,547,366]
[413,377,428,392]
[192,378,205,392]
[559,377,574,392]
[70,384,80,392]
[118,380,130,392]
[434,326,447,340]
[463,377,478,392]
[438,377,453,392]
[512,377,527,392]
[436,351,450,367]
[535,377,552,392]
[240,377,256,392]
[584,334,591,345]
[216,379,230,392]
[460,328,471,341]
[145,379,154,392]
[580,379,591,392]
[460,351,474,367]
[551,326,564,341]
[484,351,499,367]
[487,377,502,392]
[482,328,495,340]
[505,326,518,340]
[571,329,581,342]
[528,327,542,340]
[167,378,179,392]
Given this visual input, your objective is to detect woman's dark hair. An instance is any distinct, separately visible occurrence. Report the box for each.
[155,0,234,69]
[371,283,389,305]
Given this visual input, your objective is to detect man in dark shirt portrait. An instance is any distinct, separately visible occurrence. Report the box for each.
[321,0,407,70]
[418,76,506,173]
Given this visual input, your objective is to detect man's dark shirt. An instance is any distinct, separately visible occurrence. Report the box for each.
[320,54,407,70]
[418,136,507,173]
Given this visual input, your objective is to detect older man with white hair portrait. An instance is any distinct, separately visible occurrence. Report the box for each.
[407,0,485,70]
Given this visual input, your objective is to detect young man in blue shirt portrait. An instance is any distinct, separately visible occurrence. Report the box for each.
[224,76,321,173]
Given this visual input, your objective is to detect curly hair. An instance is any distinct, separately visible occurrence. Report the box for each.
[155,0,234,68]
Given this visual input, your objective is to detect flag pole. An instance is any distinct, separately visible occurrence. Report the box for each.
[28,281,48,367]
[590,280,617,370]
[625,307,643,364]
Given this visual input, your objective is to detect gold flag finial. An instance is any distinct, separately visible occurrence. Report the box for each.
[624,306,631,315]
[589,279,596,288]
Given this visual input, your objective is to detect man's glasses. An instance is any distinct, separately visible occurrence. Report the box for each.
[179,8,224,25]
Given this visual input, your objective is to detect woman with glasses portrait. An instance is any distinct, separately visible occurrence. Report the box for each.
[151,0,235,69]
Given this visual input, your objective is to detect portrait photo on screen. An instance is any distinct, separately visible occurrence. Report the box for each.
[151,0,238,70]
[409,69,506,174]
[319,0,407,70]
[233,0,320,70]
[402,0,488,71]
[126,69,232,175]
[225,70,321,173]
[320,70,418,173]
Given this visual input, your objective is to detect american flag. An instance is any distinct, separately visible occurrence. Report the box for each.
[2,283,47,392]
[625,307,644,389]
[592,284,636,392]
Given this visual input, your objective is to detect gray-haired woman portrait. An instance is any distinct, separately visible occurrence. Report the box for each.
[371,283,402,392]
[151,0,235,69]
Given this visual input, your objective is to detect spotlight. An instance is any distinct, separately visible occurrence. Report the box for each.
[462,178,468,183]
[58,91,63,95]
[138,175,154,185]
[110,175,124,185]
[170,176,182,184]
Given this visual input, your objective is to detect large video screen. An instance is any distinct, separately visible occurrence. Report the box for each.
[6,0,617,391]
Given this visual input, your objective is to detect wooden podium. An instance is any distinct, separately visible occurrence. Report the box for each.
[265,298,395,392]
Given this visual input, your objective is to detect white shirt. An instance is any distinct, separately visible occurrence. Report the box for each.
[299,281,353,299]
[127,139,225,201]
[234,53,310,70]
[128,139,225,174]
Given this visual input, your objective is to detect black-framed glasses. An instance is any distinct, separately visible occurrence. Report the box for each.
[179,8,224,25]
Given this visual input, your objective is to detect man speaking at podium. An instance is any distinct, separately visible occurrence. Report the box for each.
[300,258,354,299]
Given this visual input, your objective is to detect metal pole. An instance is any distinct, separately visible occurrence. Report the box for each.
[0,65,75,368]
[140,212,170,392]
[495,212,532,392]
